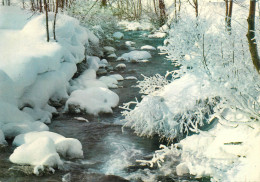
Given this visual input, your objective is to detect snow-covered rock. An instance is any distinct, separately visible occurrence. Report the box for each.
[176,163,190,176]
[10,137,63,174]
[148,32,167,38]
[141,45,156,50]
[125,41,136,47]
[103,46,116,54]
[115,63,126,70]
[100,59,108,65]
[13,131,83,159]
[65,87,119,115]
[113,32,124,39]
[125,76,138,80]
[107,53,117,58]
[120,51,152,62]
[99,76,118,89]
[109,74,124,81]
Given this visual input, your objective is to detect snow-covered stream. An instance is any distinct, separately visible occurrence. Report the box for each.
[0,31,181,181]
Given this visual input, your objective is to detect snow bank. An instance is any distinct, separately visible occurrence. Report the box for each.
[65,87,119,115]
[0,7,31,29]
[99,76,118,89]
[119,51,152,62]
[0,7,99,132]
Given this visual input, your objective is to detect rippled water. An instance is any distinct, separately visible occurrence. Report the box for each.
[0,31,193,182]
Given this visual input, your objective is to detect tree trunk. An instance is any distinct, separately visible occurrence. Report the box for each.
[39,0,42,12]
[247,0,260,73]
[194,0,198,17]
[53,0,58,41]
[101,0,106,7]
[226,0,233,31]
[158,0,166,26]
[44,0,50,42]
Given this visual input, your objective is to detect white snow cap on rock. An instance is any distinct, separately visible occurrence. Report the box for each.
[87,56,100,71]
[113,32,124,39]
[148,32,167,38]
[141,45,156,50]
[116,63,126,69]
[10,137,63,173]
[109,74,124,81]
[13,131,83,159]
[120,51,151,62]
[65,87,119,115]
[125,41,136,47]
[99,76,118,89]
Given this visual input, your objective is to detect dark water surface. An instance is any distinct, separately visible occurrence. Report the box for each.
[0,31,181,182]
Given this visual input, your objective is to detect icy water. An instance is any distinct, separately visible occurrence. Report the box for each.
[0,31,195,182]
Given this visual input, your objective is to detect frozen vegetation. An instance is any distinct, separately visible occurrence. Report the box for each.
[121,1,260,181]
[1,0,260,181]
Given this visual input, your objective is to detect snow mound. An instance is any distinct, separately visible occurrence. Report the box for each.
[113,32,124,39]
[87,56,100,71]
[125,41,135,47]
[109,74,124,81]
[141,45,156,50]
[13,131,83,159]
[0,101,49,139]
[115,63,126,69]
[65,87,119,115]
[120,51,152,62]
[10,137,63,174]
[103,46,116,54]
[99,76,118,89]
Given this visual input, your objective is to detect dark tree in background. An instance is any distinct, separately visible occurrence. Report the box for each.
[158,0,166,26]
[247,0,260,73]
[101,0,107,7]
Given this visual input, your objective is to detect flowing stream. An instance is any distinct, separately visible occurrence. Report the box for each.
[0,31,195,182]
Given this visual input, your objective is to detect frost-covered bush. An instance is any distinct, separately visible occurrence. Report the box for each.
[67,0,117,45]
[121,1,260,140]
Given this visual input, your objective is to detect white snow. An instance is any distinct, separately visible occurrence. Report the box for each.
[116,63,126,69]
[13,131,83,159]
[65,87,119,115]
[119,20,153,31]
[107,53,117,58]
[99,76,118,89]
[87,56,100,71]
[148,32,167,38]
[113,32,124,39]
[120,51,152,62]
[125,76,138,80]
[103,46,116,54]
[74,117,89,122]
[141,45,156,50]
[10,137,63,175]
[109,74,124,81]
[125,41,136,47]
